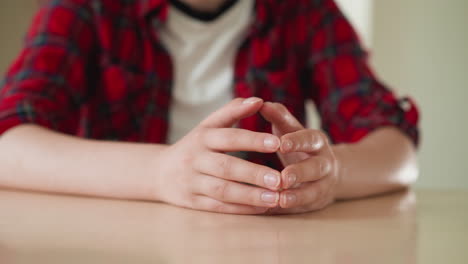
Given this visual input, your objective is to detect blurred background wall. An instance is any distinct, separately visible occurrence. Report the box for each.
[0,1,36,73]
[0,0,467,189]
[328,0,468,190]
[371,0,468,189]
[359,0,467,189]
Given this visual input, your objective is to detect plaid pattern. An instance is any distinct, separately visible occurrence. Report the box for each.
[0,0,419,170]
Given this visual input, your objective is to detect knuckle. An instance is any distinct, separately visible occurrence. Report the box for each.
[306,158,324,180]
[212,203,227,213]
[315,184,325,199]
[316,130,329,145]
[254,165,268,186]
[216,155,232,178]
[187,195,198,209]
[249,189,263,205]
[192,153,210,173]
[204,198,224,213]
[224,132,239,146]
[307,130,324,150]
[192,128,207,145]
[319,157,331,176]
[212,181,230,201]
[284,164,299,181]
[281,134,291,143]
[254,133,266,148]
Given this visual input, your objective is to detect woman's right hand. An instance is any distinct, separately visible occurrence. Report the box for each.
[153,98,282,214]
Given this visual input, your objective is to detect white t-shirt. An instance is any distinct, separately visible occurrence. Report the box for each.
[158,0,253,144]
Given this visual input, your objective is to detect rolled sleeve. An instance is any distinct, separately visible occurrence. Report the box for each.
[306,0,420,146]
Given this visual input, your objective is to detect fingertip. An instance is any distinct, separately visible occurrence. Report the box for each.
[259,102,274,120]
[261,192,280,207]
[239,97,264,117]
[263,135,281,152]
[280,173,289,190]
[281,167,297,189]
[241,97,263,105]
[279,192,297,208]
[280,137,294,153]
[263,171,282,191]
[273,102,287,111]
[262,101,275,108]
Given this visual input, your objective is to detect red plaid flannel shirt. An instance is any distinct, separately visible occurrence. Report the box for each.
[0,0,419,169]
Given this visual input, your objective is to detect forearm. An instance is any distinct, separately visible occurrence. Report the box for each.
[0,124,165,201]
[333,127,418,200]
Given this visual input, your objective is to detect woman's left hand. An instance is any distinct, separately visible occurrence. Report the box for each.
[260,102,341,214]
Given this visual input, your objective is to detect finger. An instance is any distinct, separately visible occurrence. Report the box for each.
[281,156,332,189]
[194,152,282,190]
[260,102,304,134]
[193,175,280,207]
[279,129,328,154]
[203,128,280,153]
[200,97,263,128]
[264,206,305,215]
[279,178,332,209]
[193,195,269,215]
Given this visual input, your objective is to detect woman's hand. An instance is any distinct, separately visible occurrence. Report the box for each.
[261,102,341,214]
[154,98,283,215]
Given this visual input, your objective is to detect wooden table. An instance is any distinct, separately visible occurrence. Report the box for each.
[0,189,466,264]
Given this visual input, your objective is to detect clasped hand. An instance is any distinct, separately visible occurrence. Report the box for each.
[155,98,340,214]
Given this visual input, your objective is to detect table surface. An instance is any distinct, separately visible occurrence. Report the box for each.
[0,189,467,264]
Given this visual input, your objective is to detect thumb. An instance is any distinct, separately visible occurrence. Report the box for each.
[199,97,264,128]
[260,102,304,136]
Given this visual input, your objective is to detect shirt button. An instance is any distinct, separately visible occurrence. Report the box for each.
[399,100,412,111]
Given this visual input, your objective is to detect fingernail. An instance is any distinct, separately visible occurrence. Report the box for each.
[285,193,297,205]
[242,97,262,104]
[264,136,280,149]
[264,173,279,188]
[287,173,297,188]
[311,137,324,151]
[282,139,293,152]
[261,192,279,203]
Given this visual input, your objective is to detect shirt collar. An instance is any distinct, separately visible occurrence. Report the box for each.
[138,0,273,32]
[138,0,169,23]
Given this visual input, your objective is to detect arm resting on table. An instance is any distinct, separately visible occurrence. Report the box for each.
[334,127,418,200]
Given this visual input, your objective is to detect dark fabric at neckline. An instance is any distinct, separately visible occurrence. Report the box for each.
[169,0,239,22]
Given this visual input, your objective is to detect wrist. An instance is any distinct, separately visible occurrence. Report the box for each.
[331,143,353,200]
[141,143,170,202]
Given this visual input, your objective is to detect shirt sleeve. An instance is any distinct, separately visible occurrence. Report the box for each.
[305,0,419,146]
[0,0,94,135]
